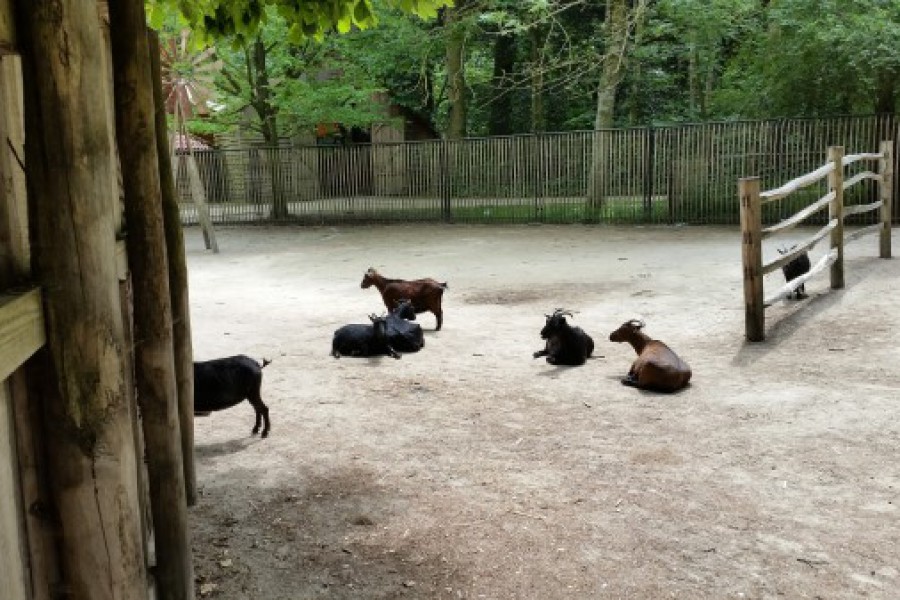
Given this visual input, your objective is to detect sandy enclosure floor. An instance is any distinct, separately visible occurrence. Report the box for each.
[185,224,900,599]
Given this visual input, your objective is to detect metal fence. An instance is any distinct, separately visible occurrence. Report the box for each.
[176,115,899,226]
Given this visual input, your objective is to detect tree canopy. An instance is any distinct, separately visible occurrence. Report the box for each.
[152,0,900,143]
[147,0,453,42]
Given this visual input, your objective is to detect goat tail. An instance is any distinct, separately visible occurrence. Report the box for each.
[261,358,272,369]
[440,282,449,290]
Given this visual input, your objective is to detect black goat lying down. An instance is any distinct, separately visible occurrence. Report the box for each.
[386,299,425,353]
[332,314,401,359]
[533,308,595,366]
[194,355,272,438]
[778,245,811,299]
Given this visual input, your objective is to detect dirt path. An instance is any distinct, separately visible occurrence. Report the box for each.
[186,224,900,599]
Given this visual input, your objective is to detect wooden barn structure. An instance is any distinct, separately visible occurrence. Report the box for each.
[2,2,196,599]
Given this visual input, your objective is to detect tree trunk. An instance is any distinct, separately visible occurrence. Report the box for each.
[249,38,287,219]
[489,31,515,136]
[15,2,148,598]
[107,2,194,599]
[445,1,468,139]
[530,26,546,133]
[587,0,645,206]
[149,30,197,508]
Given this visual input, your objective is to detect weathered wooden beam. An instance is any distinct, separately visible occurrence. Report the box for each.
[764,249,838,307]
[0,0,16,54]
[842,151,883,166]
[0,380,29,600]
[761,191,834,238]
[761,161,834,204]
[0,56,28,282]
[149,29,196,507]
[740,177,764,342]
[15,0,149,596]
[0,288,43,381]
[842,171,880,191]
[879,140,893,259]
[9,365,61,600]
[761,220,836,276]
[842,200,883,218]
[828,146,845,289]
[107,1,193,598]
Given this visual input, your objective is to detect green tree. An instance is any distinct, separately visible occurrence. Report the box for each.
[714,0,900,117]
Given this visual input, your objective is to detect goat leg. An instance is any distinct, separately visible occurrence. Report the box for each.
[533,349,549,359]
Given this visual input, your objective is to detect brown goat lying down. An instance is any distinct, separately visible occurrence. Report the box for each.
[361,267,448,330]
[608,320,691,393]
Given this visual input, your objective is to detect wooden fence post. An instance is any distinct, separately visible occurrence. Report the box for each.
[827,146,845,289]
[739,177,764,341]
[108,1,194,598]
[149,30,197,507]
[16,1,149,595]
[879,140,893,258]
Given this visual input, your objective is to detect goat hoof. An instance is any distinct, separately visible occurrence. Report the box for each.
[261,431,269,439]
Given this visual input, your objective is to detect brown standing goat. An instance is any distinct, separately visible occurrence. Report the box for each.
[608,320,691,393]
[361,267,448,330]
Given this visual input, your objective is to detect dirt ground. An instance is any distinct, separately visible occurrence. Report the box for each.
[185,224,899,599]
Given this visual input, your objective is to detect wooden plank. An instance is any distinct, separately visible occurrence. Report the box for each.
[115,238,128,280]
[761,191,834,238]
[842,171,880,191]
[0,56,28,282]
[844,223,883,245]
[843,200,882,218]
[761,219,836,276]
[765,249,838,306]
[0,0,16,54]
[0,288,45,381]
[0,382,29,600]
[760,161,834,203]
[10,365,61,600]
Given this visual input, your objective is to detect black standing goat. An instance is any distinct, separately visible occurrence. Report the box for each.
[331,314,401,359]
[778,245,811,299]
[194,355,272,438]
[532,309,595,366]
[386,299,425,353]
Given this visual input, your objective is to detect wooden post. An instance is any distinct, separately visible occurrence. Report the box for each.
[1,47,60,600]
[739,177,764,341]
[107,2,194,599]
[15,1,148,597]
[149,30,197,507]
[879,140,893,258]
[827,146,845,289]
[176,109,219,252]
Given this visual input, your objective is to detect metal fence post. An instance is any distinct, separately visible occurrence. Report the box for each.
[440,138,452,222]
